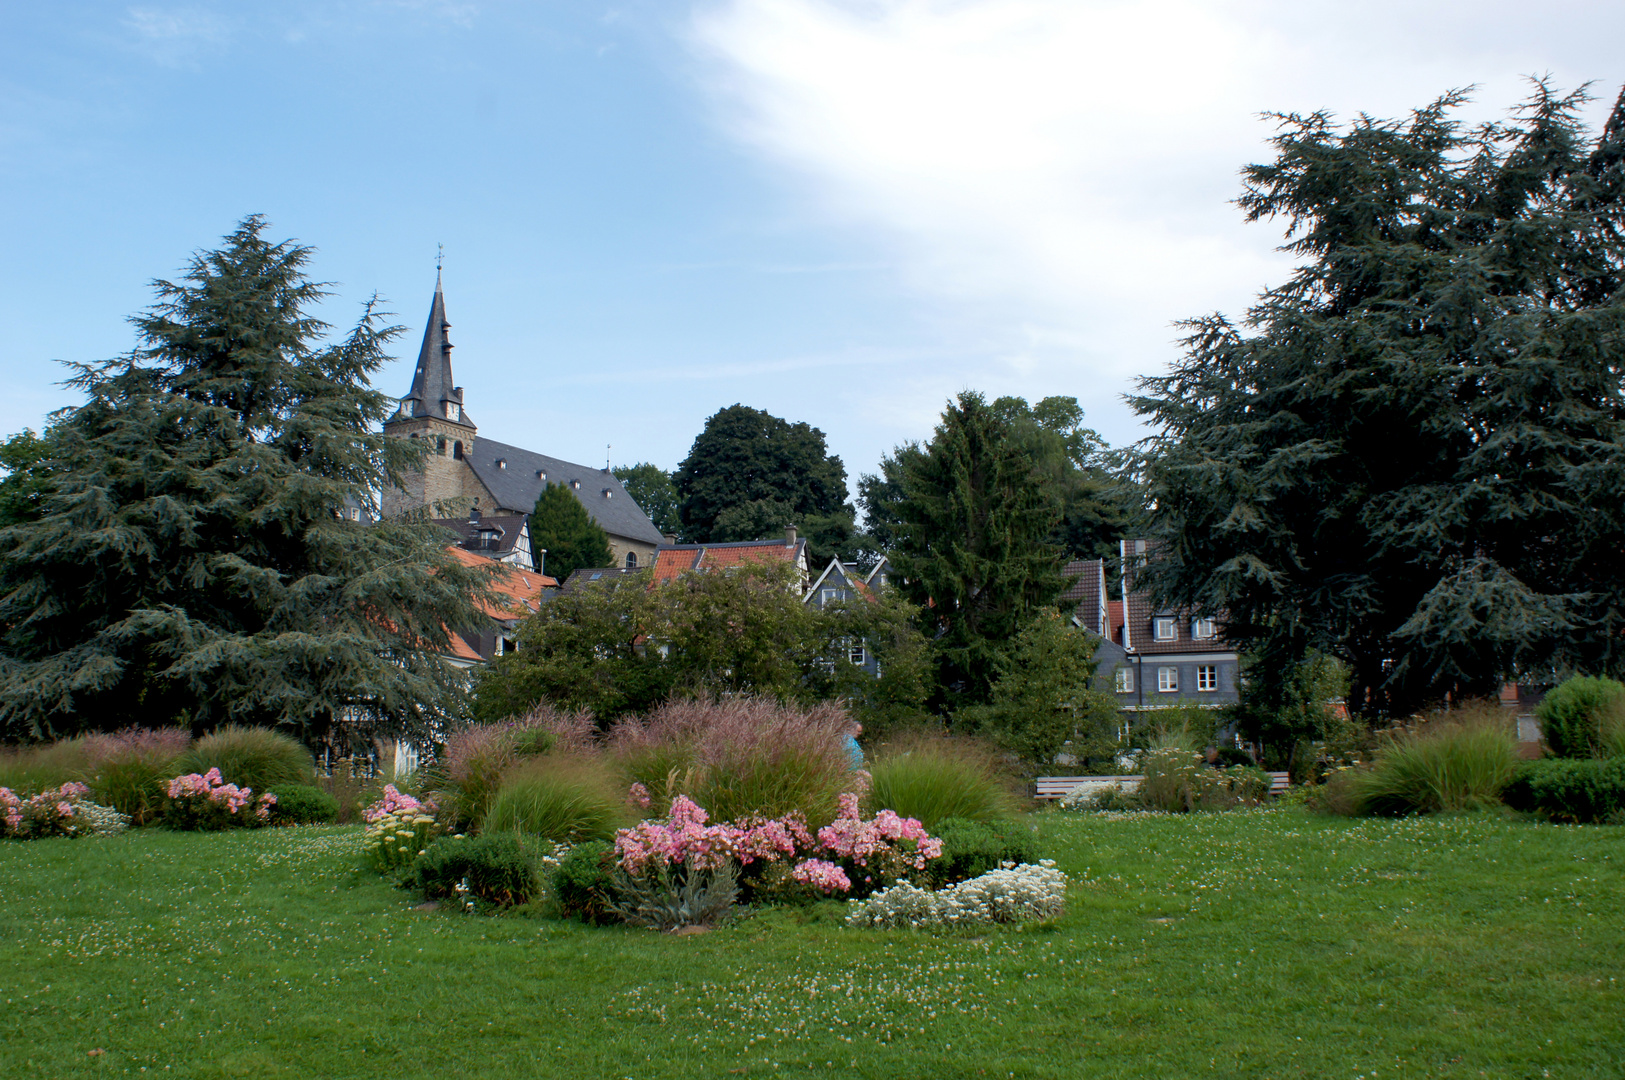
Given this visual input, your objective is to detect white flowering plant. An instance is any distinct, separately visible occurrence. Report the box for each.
[845,860,1068,929]
[363,807,442,872]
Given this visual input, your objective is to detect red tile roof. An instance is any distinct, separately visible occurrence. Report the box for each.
[443,546,555,661]
[649,539,807,586]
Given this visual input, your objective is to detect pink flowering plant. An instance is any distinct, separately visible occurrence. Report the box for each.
[0,782,126,840]
[609,790,941,911]
[362,784,436,824]
[161,768,277,831]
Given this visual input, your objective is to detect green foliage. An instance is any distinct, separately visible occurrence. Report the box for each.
[1535,675,1625,759]
[864,730,1020,829]
[1130,83,1625,718]
[0,216,498,742]
[529,481,613,583]
[478,559,885,723]
[176,726,313,792]
[1344,711,1520,816]
[0,426,60,529]
[1502,757,1625,824]
[1135,749,1267,812]
[674,404,856,565]
[956,612,1111,772]
[809,589,933,737]
[612,462,681,539]
[551,839,618,924]
[405,833,545,908]
[481,757,631,842]
[266,783,340,825]
[926,817,1038,887]
[1230,647,1351,764]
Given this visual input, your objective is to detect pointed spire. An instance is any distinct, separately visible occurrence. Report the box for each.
[398,266,473,429]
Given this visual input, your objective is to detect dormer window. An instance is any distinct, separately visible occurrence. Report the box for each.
[602,489,612,498]
[495,458,507,470]
[1153,617,1176,641]
[571,480,580,490]
[1192,618,1215,640]
[536,471,547,481]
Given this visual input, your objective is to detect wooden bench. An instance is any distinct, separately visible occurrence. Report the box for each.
[1034,776,1142,800]
[1035,771,1293,800]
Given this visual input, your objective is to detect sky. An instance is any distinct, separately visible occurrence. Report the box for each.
[4,0,1623,492]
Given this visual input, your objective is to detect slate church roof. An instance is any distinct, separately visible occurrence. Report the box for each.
[398,271,472,429]
[464,438,666,546]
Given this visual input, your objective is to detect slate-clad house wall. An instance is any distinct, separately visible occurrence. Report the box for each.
[1064,541,1241,715]
[804,555,890,679]
[381,273,667,569]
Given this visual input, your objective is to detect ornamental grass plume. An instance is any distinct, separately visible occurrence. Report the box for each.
[607,696,853,823]
[482,754,632,843]
[864,729,1020,829]
[443,705,598,827]
[80,727,191,825]
[1349,704,1520,816]
[174,726,313,793]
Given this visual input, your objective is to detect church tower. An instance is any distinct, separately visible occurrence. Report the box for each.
[380,272,488,517]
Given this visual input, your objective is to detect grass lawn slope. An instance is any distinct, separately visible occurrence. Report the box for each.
[2,810,1621,1079]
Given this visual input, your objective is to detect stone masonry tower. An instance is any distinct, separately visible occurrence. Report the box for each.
[380,272,486,517]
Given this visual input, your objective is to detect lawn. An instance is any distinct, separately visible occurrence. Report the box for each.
[2,809,1621,1079]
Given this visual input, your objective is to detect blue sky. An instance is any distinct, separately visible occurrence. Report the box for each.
[4,1,1623,492]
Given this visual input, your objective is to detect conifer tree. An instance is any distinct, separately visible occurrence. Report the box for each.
[886,391,1066,709]
[529,481,613,582]
[1132,82,1625,717]
[0,217,498,742]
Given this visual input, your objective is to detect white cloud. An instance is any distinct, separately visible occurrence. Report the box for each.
[688,0,1625,438]
[123,6,235,66]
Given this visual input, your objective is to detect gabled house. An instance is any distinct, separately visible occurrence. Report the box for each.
[1114,538,1240,711]
[441,546,555,666]
[804,556,890,677]
[648,527,810,590]
[434,507,535,572]
[1063,541,1241,714]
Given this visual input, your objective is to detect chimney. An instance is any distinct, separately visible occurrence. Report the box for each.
[663,533,678,545]
[785,524,798,548]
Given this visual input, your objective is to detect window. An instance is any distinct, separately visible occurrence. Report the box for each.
[1113,666,1134,694]
[1153,617,1176,641]
[1192,618,1215,640]
[1197,665,1218,692]
[849,642,867,666]
[625,552,638,568]
[436,437,447,455]
[1157,666,1179,693]
[821,587,839,606]
[452,441,463,460]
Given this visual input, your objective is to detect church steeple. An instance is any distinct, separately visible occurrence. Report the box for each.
[395,270,473,430]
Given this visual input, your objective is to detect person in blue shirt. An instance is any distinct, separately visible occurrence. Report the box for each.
[844,721,865,771]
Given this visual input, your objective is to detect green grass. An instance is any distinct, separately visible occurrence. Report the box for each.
[2,810,1622,1078]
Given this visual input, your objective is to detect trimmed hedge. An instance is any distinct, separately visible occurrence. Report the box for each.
[926,816,1038,886]
[1535,676,1625,759]
[267,784,340,825]
[1502,758,1625,824]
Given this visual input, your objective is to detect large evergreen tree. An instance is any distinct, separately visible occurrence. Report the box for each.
[1132,82,1625,718]
[885,391,1066,709]
[529,482,613,582]
[0,217,497,742]
[673,404,856,563]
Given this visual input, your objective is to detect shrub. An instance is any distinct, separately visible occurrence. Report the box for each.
[176,726,312,793]
[405,833,545,907]
[865,731,1020,828]
[442,706,596,828]
[1214,747,1255,768]
[1350,711,1519,815]
[362,807,441,872]
[362,784,436,823]
[267,784,340,825]
[81,727,191,825]
[161,770,276,830]
[845,861,1069,929]
[481,756,632,842]
[1,782,128,839]
[0,739,95,795]
[606,863,740,930]
[1059,782,1138,813]
[1502,758,1625,824]
[552,840,619,924]
[608,697,853,824]
[927,817,1038,886]
[1136,749,1264,812]
[1537,676,1625,759]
